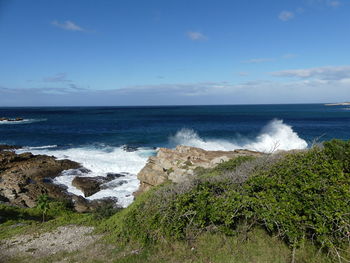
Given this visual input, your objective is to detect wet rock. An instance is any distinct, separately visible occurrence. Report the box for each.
[0,117,24,122]
[72,174,126,197]
[106,172,125,179]
[122,145,138,152]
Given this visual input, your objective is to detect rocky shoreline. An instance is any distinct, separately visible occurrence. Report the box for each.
[0,144,263,212]
[0,145,119,212]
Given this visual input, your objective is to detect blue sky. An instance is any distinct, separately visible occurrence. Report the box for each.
[0,0,350,106]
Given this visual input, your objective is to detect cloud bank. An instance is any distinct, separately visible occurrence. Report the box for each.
[1,66,349,106]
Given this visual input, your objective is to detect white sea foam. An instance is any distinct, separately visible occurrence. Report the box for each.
[0,118,46,125]
[170,119,308,152]
[26,145,58,150]
[17,146,154,207]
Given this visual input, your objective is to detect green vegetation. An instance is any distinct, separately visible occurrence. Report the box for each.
[36,194,50,222]
[1,139,350,262]
[101,139,350,261]
[0,198,95,240]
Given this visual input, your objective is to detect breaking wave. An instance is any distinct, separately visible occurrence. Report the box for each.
[17,146,155,207]
[170,119,308,152]
[0,118,46,125]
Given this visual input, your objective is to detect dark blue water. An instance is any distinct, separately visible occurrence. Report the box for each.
[0,104,349,148]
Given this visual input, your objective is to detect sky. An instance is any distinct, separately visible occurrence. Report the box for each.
[0,0,350,106]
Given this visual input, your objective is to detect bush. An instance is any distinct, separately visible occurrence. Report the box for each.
[93,203,122,220]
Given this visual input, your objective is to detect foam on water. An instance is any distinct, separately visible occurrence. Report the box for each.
[170,119,308,152]
[17,146,154,207]
[0,118,46,125]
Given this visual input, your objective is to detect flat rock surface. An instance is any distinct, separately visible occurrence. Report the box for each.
[0,225,100,260]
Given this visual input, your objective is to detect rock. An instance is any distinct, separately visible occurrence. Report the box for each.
[72,196,119,213]
[0,150,125,212]
[0,117,24,122]
[0,150,80,208]
[72,173,126,197]
[122,145,138,152]
[0,144,22,151]
[135,145,262,195]
[72,177,103,197]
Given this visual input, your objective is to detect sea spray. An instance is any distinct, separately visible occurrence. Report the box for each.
[170,119,308,152]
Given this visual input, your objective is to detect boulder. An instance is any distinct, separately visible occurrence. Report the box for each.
[135,145,262,195]
[0,117,24,122]
[72,173,126,197]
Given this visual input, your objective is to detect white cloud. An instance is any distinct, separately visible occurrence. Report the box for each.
[271,66,350,80]
[242,58,274,64]
[278,11,295,21]
[186,31,207,41]
[51,20,86,32]
[2,75,350,106]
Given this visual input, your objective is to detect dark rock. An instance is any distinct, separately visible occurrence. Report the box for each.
[72,174,125,197]
[100,180,128,189]
[72,196,119,213]
[72,177,102,197]
[0,117,24,122]
[122,145,138,152]
[0,145,22,151]
[106,172,125,179]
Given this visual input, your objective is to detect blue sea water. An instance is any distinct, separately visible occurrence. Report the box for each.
[1,104,349,148]
[1,104,349,206]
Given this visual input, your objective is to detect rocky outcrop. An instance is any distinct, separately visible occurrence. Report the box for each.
[135,145,262,195]
[0,117,24,122]
[0,148,123,212]
[0,150,80,208]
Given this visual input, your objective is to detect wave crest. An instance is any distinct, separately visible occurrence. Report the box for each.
[0,118,46,125]
[170,119,308,152]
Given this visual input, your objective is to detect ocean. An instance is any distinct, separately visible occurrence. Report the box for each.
[1,104,349,207]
